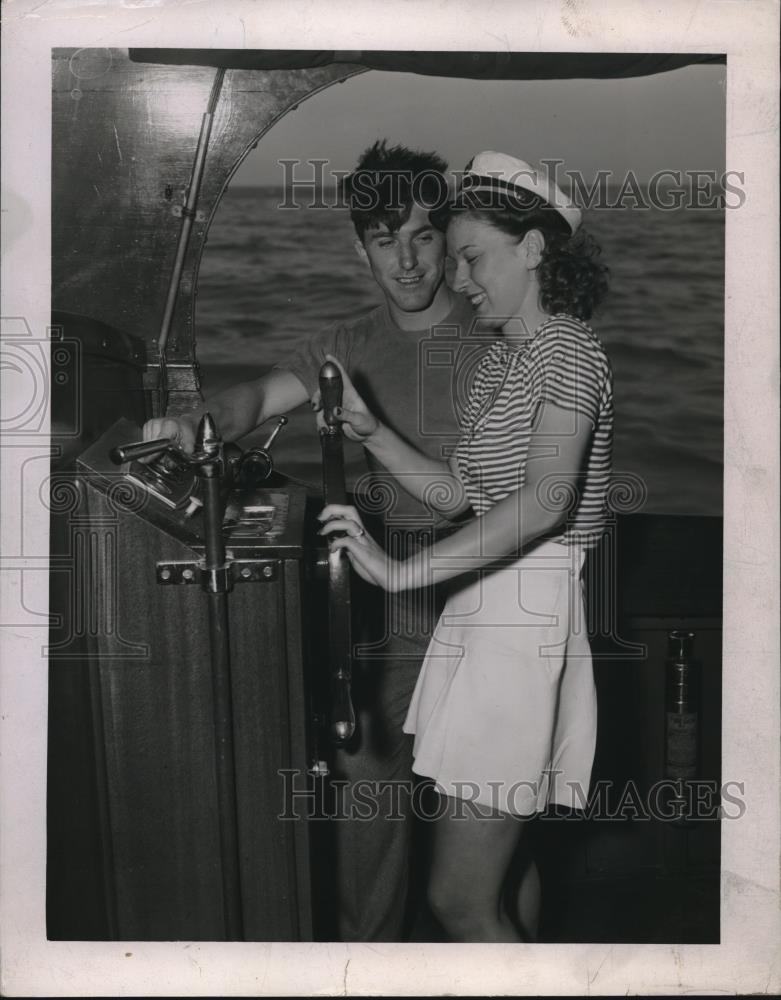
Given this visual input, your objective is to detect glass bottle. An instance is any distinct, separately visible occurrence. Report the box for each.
[664,629,699,824]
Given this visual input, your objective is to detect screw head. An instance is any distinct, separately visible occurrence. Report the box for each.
[160,568,172,581]
[262,565,274,578]
[182,568,194,580]
[241,567,252,579]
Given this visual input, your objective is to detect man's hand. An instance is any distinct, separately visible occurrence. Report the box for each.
[142,415,199,454]
[310,355,380,443]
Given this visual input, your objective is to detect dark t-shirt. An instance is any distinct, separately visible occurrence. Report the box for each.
[280,294,480,527]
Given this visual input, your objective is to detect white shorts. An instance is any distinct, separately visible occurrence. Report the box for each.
[403,539,597,815]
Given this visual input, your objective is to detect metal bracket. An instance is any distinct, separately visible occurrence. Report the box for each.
[156,559,279,588]
[171,204,206,223]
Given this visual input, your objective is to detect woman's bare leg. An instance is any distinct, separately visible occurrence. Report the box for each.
[513,851,541,941]
[426,794,529,942]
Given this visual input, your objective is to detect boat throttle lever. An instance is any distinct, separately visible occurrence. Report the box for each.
[110,437,180,464]
[319,361,356,746]
[110,416,289,509]
[230,416,288,488]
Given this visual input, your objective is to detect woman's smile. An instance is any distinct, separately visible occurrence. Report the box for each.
[447,214,533,323]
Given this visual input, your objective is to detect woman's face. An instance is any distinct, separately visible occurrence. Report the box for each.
[446,214,535,329]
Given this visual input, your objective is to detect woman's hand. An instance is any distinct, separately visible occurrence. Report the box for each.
[311,355,380,443]
[318,503,405,591]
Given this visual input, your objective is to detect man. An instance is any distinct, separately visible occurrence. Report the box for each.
[143,139,476,941]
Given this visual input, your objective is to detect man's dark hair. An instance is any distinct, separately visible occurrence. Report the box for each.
[341,139,448,242]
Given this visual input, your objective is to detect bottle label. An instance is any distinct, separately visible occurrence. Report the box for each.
[666,712,697,779]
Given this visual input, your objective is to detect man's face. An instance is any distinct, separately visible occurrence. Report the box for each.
[356,202,446,315]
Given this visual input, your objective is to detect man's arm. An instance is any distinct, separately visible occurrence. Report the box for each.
[142,368,309,452]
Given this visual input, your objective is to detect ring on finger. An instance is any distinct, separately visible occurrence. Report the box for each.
[353,526,365,537]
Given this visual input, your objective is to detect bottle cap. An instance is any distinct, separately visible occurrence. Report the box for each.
[668,629,695,660]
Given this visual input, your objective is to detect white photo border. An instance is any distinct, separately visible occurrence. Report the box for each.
[1,0,779,995]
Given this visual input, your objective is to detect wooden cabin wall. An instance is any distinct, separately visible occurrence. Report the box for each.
[47,314,148,939]
[535,512,723,941]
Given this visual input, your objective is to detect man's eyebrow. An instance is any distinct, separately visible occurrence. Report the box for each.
[368,223,436,241]
[456,243,478,253]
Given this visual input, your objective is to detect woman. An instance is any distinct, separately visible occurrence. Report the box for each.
[319,151,612,942]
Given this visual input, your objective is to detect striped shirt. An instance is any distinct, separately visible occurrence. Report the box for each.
[455,314,613,547]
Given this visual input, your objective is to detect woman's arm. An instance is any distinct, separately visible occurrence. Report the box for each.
[322,355,471,517]
[363,424,471,517]
[321,400,593,590]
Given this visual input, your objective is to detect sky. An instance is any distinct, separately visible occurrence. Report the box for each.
[233,62,726,188]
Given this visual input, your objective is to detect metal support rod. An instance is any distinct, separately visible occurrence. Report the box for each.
[207,587,244,939]
[156,67,226,407]
[198,450,244,941]
[202,473,227,568]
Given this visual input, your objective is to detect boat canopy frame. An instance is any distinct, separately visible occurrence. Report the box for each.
[52,48,725,418]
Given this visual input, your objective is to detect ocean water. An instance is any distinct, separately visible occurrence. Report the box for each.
[195,187,724,516]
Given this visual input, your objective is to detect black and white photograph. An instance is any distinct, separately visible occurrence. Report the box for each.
[1,1,778,996]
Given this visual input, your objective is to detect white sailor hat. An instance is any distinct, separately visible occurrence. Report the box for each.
[457,150,581,234]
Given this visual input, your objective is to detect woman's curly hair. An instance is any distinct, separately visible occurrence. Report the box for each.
[432,197,609,321]
[534,221,609,321]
